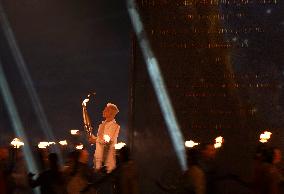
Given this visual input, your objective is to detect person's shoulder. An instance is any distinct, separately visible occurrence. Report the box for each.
[188,165,204,176]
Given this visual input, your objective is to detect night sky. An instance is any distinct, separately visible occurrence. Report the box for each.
[0,0,131,144]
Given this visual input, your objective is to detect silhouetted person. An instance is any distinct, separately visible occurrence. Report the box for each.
[0,147,10,194]
[156,147,205,194]
[65,149,95,194]
[178,148,205,194]
[28,153,67,194]
[199,143,217,194]
[113,146,139,194]
[253,146,280,194]
[272,147,284,193]
[81,146,139,194]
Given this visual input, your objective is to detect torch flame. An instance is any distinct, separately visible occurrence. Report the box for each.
[185,140,199,148]
[38,142,56,149]
[214,142,222,149]
[70,129,79,135]
[214,136,224,149]
[115,142,126,150]
[103,135,111,143]
[76,144,84,150]
[82,98,90,106]
[259,131,272,143]
[59,140,68,146]
[38,142,50,149]
[11,138,24,148]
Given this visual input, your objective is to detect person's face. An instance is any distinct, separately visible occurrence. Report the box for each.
[103,106,115,119]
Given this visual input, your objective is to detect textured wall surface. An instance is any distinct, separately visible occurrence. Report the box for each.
[131,0,284,193]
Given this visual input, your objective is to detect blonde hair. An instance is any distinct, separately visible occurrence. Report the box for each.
[107,103,119,114]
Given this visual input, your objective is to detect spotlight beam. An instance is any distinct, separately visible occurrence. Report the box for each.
[127,0,187,170]
[0,60,38,174]
[0,2,62,163]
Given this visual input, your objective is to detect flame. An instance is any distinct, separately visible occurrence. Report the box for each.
[214,136,224,149]
[103,135,111,143]
[76,144,84,150]
[38,142,56,149]
[214,142,222,149]
[115,142,126,150]
[38,142,50,149]
[11,138,24,148]
[82,98,90,106]
[185,140,199,148]
[215,136,224,143]
[70,129,79,135]
[259,131,272,143]
[59,140,68,146]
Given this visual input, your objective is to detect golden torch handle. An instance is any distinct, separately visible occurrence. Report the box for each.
[82,93,95,138]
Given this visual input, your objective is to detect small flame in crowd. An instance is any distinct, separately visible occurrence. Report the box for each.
[76,144,84,150]
[59,140,68,146]
[259,131,272,143]
[185,140,199,148]
[38,142,56,149]
[214,136,224,149]
[38,142,50,149]
[115,142,126,150]
[103,135,111,143]
[11,138,24,148]
[70,129,79,135]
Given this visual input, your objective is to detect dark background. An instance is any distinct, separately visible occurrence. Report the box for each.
[0,0,131,144]
[131,1,284,194]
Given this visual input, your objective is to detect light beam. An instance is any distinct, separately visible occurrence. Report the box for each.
[127,0,187,170]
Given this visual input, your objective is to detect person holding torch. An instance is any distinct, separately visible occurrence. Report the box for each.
[89,103,120,173]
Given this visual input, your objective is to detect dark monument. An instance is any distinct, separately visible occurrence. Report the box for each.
[131,0,284,193]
